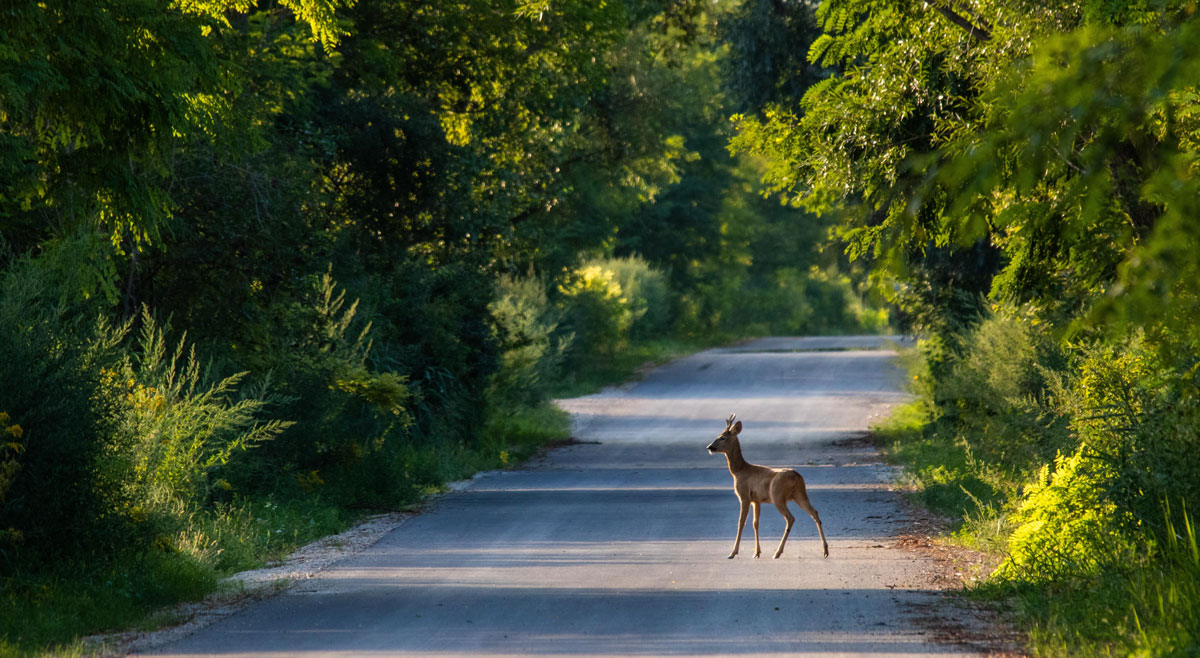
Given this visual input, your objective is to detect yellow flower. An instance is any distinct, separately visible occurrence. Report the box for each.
[5,425,22,439]
[0,412,8,423]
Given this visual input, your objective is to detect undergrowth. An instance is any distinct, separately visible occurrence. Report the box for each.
[0,402,570,657]
[877,316,1200,656]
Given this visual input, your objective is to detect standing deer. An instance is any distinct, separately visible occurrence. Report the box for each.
[707,413,829,559]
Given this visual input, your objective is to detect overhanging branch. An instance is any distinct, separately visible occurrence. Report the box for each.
[932,3,992,43]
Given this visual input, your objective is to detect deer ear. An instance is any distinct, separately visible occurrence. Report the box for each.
[732,421,742,434]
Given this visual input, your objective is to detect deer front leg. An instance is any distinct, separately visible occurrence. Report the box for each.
[752,501,762,558]
[729,498,750,558]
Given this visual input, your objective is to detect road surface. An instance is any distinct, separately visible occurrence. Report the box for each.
[144,336,980,657]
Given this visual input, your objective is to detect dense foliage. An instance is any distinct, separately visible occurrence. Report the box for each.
[730,0,1200,653]
[0,0,884,651]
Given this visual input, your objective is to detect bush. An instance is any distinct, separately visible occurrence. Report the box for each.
[936,312,1071,470]
[223,269,415,505]
[366,261,497,449]
[996,447,1138,582]
[103,309,294,515]
[893,317,1200,653]
[679,265,888,338]
[585,255,672,339]
[1047,335,1200,544]
[557,263,633,366]
[0,254,119,566]
[488,273,568,407]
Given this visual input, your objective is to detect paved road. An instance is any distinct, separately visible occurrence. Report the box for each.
[145,336,977,657]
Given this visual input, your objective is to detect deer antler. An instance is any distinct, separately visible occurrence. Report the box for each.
[726,413,737,428]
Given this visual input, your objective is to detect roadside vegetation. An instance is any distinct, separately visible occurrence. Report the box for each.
[0,1,886,655]
[24,0,1200,654]
[878,321,1200,656]
[725,0,1200,654]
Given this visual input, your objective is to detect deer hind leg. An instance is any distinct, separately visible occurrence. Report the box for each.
[752,501,762,558]
[794,493,829,559]
[729,498,750,559]
[771,499,795,559]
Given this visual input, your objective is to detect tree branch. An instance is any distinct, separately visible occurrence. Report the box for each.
[509,201,548,225]
[932,3,992,43]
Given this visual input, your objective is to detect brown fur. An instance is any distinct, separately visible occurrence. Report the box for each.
[707,414,829,559]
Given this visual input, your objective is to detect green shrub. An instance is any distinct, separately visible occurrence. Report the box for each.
[488,273,568,407]
[680,265,888,338]
[996,447,1138,582]
[104,309,294,514]
[223,269,416,505]
[557,264,633,366]
[0,413,21,514]
[999,501,1200,657]
[365,262,498,449]
[585,255,672,339]
[893,321,1200,653]
[0,255,120,567]
[1048,335,1200,544]
[673,272,747,338]
[937,312,1071,470]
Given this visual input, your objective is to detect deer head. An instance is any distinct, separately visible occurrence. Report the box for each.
[706,413,742,454]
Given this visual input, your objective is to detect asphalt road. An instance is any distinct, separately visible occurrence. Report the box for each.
[144,336,979,657]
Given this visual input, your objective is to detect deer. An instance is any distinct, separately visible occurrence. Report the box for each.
[707,413,829,560]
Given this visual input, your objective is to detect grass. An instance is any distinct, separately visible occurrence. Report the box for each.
[873,399,1013,549]
[0,552,216,657]
[971,507,1200,657]
[0,495,353,657]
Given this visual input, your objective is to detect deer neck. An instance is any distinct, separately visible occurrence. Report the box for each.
[723,440,750,474]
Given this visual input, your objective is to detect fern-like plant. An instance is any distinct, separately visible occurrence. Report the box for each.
[107,308,293,513]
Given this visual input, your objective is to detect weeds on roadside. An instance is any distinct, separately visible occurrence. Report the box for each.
[879,313,1200,656]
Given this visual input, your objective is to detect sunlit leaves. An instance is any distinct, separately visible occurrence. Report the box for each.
[0,0,353,301]
[733,0,1200,341]
[172,0,352,49]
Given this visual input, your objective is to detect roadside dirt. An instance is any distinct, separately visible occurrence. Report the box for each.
[894,527,1027,656]
[882,457,1028,655]
[829,431,1025,656]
